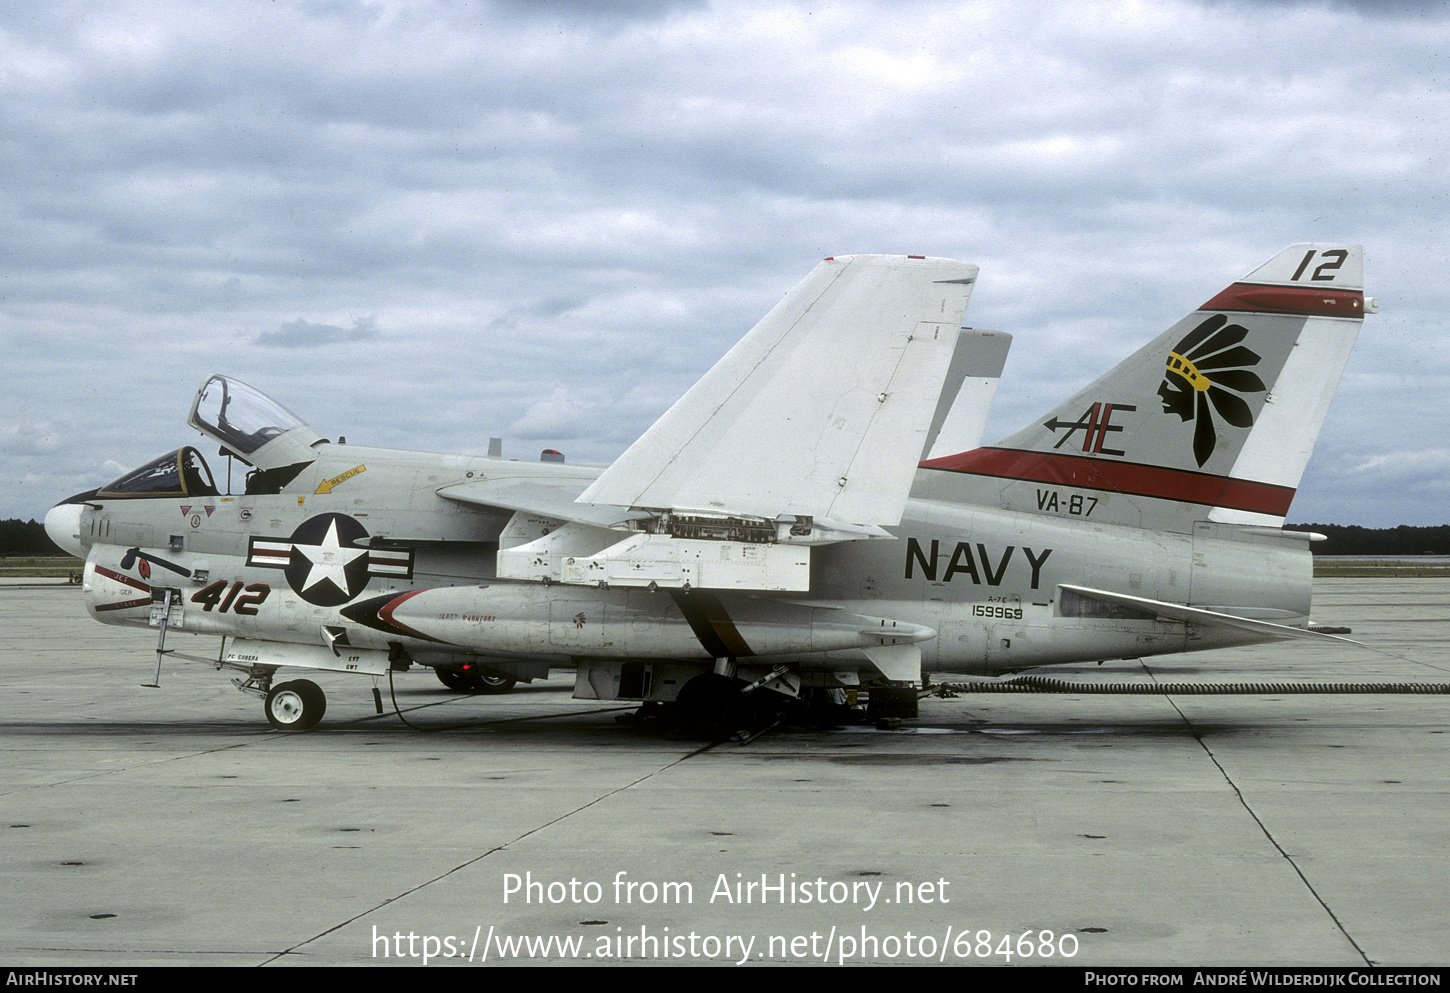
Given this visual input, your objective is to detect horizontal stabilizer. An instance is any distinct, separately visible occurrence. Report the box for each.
[1059,584,1361,646]
[580,254,978,526]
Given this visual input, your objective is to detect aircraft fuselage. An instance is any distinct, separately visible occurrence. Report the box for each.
[70,440,1310,684]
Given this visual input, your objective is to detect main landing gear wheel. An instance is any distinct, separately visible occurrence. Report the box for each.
[435,666,517,695]
[265,679,327,730]
[675,673,744,734]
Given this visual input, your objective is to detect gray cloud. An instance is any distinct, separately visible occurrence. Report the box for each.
[2,0,1448,526]
[490,0,709,23]
[256,315,381,348]
[1209,0,1450,16]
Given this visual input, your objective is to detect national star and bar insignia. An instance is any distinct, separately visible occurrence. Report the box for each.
[247,513,413,606]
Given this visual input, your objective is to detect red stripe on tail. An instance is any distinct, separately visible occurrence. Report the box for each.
[1200,283,1365,317]
[921,448,1295,516]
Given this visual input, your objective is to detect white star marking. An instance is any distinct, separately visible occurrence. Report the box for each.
[296,519,368,596]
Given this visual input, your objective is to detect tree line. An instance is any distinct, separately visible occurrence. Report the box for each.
[1284,523,1450,556]
[0,519,66,557]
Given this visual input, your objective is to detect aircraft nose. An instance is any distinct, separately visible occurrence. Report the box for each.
[44,502,85,559]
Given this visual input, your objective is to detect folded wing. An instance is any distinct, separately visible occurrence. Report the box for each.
[580,254,979,527]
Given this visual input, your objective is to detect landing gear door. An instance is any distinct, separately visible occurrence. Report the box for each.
[149,588,183,629]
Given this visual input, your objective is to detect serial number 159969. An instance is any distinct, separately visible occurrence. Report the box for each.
[973,604,1023,620]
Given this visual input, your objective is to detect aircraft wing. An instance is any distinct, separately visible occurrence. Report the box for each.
[579,254,979,527]
[1059,585,1361,645]
[437,475,645,530]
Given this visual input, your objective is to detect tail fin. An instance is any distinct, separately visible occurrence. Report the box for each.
[920,244,1370,531]
[920,328,1013,461]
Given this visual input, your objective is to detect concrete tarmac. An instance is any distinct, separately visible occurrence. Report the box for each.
[2,578,1447,968]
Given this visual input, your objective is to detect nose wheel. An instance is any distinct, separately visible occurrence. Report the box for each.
[265,679,327,730]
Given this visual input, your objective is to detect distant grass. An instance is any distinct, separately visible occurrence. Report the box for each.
[0,555,84,579]
[1314,559,1450,578]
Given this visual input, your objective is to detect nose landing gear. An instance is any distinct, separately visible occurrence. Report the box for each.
[264,679,327,730]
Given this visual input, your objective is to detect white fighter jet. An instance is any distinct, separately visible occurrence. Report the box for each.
[45,246,1372,731]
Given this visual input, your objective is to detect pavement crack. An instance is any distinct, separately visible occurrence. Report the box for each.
[261,740,719,965]
[1143,663,1374,967]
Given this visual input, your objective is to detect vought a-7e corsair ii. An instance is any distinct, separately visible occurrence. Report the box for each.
[45,246,1372,731]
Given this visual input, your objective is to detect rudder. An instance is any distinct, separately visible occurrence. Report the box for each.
[919,244,1370,531]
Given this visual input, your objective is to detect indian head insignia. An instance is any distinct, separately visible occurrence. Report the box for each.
[1158,314,1267,466]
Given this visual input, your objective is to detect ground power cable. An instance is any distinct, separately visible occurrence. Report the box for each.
[940,675,1450,695]
[381,667,632,732]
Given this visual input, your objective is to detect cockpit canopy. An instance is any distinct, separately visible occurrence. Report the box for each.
[188,375,324,475]
[97,447,219,498]
[75,378,325,503]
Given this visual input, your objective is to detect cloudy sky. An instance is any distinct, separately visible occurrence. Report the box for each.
[3,0,1447,527]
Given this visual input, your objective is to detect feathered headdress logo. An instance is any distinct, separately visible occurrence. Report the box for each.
[1157,315,1267,466]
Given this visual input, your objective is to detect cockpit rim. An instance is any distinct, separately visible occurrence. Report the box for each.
[95,446,220,499]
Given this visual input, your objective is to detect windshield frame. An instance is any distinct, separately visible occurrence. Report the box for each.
[189,375,312,457]
[96,447,219,499]
[187,375,324,475]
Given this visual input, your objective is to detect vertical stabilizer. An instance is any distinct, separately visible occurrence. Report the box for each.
[921,328,1012,461]
[919,245,1369,531]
